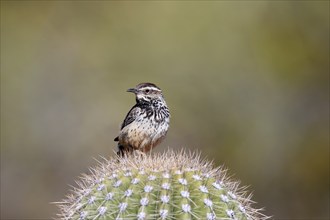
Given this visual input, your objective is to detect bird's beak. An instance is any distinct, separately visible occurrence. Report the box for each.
[127,88,137,93]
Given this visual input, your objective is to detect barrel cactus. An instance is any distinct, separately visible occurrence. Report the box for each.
[57,150,269,220]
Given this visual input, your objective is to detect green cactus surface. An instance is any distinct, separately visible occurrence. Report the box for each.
[57,150,269,220]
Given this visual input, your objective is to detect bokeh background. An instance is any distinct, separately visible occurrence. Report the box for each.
[1,1,329,219]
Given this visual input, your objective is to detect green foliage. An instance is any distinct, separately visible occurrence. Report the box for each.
[58,150,268,220]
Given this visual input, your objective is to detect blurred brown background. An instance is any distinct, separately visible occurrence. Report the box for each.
[1,1,329,219]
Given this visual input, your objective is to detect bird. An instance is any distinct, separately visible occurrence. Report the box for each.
[114,82,170,157]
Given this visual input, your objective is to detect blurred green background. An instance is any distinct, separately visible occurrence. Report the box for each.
[1,1,329,219]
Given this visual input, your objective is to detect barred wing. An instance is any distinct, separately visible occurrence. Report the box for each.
[114,105,141,141]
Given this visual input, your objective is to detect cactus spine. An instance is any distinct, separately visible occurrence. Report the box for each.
[57,150,269,220]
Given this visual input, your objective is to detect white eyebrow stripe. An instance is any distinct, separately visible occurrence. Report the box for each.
[142,87,161,92]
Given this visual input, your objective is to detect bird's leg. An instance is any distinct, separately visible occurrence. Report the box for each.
[132,150,146,158]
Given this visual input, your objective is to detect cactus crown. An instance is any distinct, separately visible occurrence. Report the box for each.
[57,150,269,220]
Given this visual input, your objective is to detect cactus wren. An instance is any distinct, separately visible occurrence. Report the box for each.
[114,83,170,156]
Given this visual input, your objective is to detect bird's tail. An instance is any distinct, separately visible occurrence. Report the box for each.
[116,144,125,157]
[116,143,133,157]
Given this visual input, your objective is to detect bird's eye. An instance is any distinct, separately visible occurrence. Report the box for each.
[145,89,150,94]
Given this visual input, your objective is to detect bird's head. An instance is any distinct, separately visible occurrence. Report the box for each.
[127,82,163,103]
